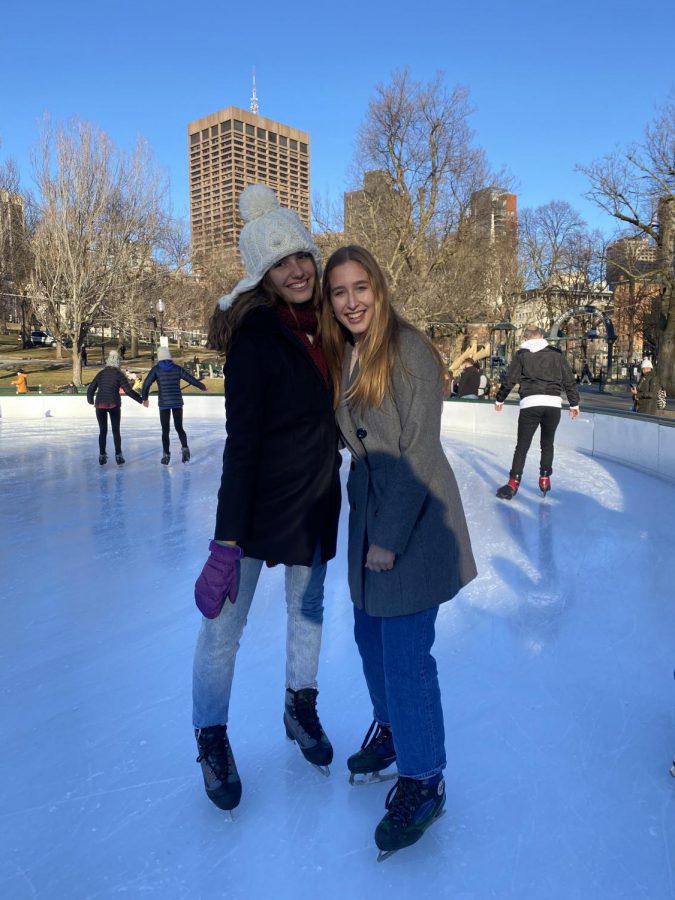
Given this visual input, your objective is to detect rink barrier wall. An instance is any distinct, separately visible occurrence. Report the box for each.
[1,395,673,484]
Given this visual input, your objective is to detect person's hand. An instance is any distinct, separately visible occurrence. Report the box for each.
[495,402,504,412]
[194,541,243,618]
[142,399,149,408]
[570,407,580,419]
[365,544,395,572]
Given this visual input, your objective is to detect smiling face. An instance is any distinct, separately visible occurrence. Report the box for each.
[328,260,376,341]
[265,252,316,305]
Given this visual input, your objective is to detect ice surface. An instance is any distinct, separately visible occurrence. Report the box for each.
[1,415,674,899]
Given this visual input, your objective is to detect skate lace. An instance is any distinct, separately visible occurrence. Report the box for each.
[196,729,234,780]
[293,691,324,741]
[384,778,422,827]
[362,720,392,751]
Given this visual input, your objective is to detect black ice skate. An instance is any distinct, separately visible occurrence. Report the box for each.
[347,720,397,785]
[195,725,242,812]
[375,775,446,861]
[99,453,107,466]
[283,687,333,775]
[496,475,520,500]
[539,474,551,496]
[115,453,125,465]
[182,446,190,463]
[161,452,170,465]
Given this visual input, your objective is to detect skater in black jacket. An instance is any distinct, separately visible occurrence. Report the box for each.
[141,347,207,464]
[86,350,144,465]
[494,324,580,499]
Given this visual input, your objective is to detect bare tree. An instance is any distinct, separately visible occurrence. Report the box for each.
[29,118,169,383]
[578,97,675,391]
[517,201,606,329]
[0,151,33,335]
[347,69,504,327]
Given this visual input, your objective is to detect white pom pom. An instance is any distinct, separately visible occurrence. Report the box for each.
[239,184,278,223]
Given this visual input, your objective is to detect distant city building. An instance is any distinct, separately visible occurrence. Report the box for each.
[606,235,658,288]
[0,191,28,323]
[469,188,518,245]
[0,190,26,280]
[605,194,674,361]
[188,106,310,264]
[343,169,404,263]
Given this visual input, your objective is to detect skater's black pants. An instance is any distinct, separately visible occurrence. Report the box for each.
[160,407,188,454]
[509,406,561,478]
[96,407,122,455]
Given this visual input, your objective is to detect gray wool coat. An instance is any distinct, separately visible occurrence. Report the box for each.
[336,326,477,617]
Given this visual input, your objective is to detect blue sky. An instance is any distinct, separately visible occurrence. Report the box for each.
[2,0,673,236]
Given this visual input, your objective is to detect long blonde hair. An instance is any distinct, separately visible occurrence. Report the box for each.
[208,260,322,354]
[321,245,442,409]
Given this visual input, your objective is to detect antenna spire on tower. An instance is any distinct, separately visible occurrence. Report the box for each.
[250,67,259,115]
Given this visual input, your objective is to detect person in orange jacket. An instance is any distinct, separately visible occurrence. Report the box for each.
[11,370,28,394]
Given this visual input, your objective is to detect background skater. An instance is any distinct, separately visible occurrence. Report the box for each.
[141,346,207,464]
[494,324,579,499]
[86,350,144,465]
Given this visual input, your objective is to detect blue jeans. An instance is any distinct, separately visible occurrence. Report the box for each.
[353,605,446,780]
[192,546,327,728]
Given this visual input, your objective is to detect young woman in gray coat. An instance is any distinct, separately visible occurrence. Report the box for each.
[322,245,477,860]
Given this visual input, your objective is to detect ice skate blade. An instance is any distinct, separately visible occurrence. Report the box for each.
[349,770,397,786]
[286,736,331,777]
[375,809,446,863]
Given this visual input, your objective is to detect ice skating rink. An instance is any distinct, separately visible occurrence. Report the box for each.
[1,405,674,900]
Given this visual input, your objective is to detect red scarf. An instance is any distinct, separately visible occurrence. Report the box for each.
[275,302,329,386]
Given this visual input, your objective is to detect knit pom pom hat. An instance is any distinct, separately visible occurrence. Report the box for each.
[217,185,321,311]
[107,351,120,368]
[157,346,172,361]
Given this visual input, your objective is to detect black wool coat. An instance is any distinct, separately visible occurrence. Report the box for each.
[214,304,341,567]
[86,366,142,407]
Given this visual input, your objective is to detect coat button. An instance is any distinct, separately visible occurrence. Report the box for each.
[356,428,367,440]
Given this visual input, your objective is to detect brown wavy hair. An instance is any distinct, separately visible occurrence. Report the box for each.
[320,245,443,409]
[207,258,322,355]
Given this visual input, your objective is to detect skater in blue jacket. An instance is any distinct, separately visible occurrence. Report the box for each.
[141,346,207,464]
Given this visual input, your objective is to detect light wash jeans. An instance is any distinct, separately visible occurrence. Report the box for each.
[192,546,327,728]
[353,605,446,780]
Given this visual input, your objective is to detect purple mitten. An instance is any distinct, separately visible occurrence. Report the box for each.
[194,541,243,618]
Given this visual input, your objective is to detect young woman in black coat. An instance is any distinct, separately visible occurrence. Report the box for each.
[191,185,341,812]
[86,350,144,465]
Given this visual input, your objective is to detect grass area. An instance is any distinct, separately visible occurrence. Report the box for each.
[0,328,224,394]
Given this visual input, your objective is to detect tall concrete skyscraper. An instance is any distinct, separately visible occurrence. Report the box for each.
[188,105,310,263]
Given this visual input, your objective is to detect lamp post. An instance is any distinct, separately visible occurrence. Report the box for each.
[157,299,165,337]
[490,321,516,378]
[149,303,157,363]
